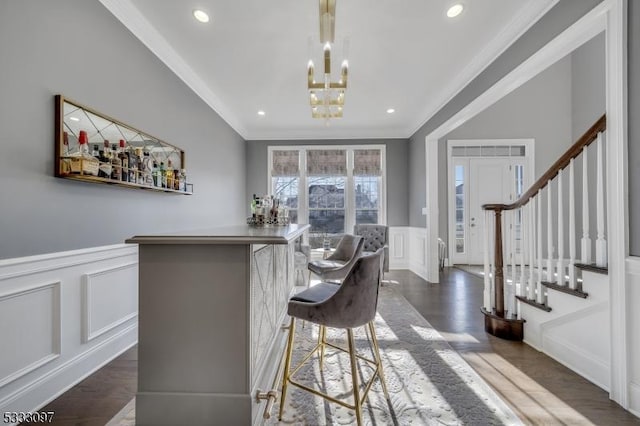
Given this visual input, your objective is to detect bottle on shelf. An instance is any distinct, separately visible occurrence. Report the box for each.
[98,140,112,178]
[159,162,166,188]
[142,151,153,186]
[70,130,99,176]
[173,169,180,190]
[152,161,159,187]
[110,143,121,180]
[180,169,187,191]
[118,139,129,182]
[251,194,257,218]
[128,145,138,183]
[166,160,174,190]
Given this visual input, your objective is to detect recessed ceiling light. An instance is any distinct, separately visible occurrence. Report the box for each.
[386,108,395,114]
[69,116,80,121]
[257,110,266,116]
[193,9,210,23]
[447,4,464,18]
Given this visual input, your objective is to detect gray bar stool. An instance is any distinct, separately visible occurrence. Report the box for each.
[278,248,389,425]
[307,234,364,284]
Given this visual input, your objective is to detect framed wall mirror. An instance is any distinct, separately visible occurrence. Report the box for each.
[54,94,192,194]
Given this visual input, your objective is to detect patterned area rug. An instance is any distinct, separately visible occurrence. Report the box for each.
[109,286,522,425]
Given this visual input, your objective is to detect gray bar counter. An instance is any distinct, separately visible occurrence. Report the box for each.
[126,224,309,426]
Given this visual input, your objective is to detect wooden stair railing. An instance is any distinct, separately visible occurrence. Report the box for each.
[481,115,606,340]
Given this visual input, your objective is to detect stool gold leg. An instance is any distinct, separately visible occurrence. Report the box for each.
[368,321,390,401]
[318,325,326,371]
[278,317,296,420]
[347,329,363,426]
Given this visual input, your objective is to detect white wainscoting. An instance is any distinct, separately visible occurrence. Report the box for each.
[0,244,138,419]
[388,227,410,270]
[388,227,429,281]
[626,256,640,416]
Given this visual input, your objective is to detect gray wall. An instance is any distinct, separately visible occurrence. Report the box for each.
[629,0,640,256]
[0,0,246,260]
[246,139,409,226]
[408,0,603,228]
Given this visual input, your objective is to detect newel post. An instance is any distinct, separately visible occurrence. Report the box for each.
[481,204,524,341]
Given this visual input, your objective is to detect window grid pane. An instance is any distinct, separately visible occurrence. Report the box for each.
[308,176,345,233]
[455,165,465,253]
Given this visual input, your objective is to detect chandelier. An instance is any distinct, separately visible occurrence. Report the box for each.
[307,0,348,120]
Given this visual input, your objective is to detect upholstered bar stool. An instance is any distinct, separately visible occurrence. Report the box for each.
[307,234,364,284]
[278,248,389,425]
[354,224,389,276]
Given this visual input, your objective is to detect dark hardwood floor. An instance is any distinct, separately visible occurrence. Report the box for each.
[23,268,639,425]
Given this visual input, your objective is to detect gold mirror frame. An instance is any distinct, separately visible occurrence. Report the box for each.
[54,94,192,194]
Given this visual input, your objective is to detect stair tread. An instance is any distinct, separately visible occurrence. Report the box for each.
[541,281,589,298]
[516,295,552,312]
[574,263,608,275]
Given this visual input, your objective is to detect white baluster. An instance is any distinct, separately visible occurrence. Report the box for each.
[529,198,536,301]
[595,132,608,267]
[511,210,517,318]
[518,206,526,319]
[557,170,565,286]
[546,181,555,283]
[483,209,491,311]
[537,191,544,304]
[568,159,577,289]
[581,146,592,263]
[520,206,527,299]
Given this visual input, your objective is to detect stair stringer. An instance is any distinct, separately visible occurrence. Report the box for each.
[520,272,610,391]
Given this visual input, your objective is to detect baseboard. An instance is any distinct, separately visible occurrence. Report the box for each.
[0,244,139,420]
[630,382,640,418]
[542,333,609,391]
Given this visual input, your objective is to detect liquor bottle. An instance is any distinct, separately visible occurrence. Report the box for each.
[142,151,153,186]
[152,161,159,187]
[110,143,121,180]
[173,169,180,190]
[180,169,187,191]
[98,140,112,178]
[166,160,174,189]
[128,145,138,183]
[118,140,129,182]
[71,130,99,176]
[159,162,166,188]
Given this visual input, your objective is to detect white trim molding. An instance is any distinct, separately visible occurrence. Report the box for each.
[0,244,138,417]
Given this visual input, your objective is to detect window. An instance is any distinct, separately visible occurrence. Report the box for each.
[271,150,300,223]
[455,165,465,253]
[268,146,386,237]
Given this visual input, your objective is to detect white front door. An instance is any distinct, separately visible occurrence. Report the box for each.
[449,151,530,265]
[467,158,513,264]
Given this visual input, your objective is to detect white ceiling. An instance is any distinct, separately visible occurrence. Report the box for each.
[100,0,555,140]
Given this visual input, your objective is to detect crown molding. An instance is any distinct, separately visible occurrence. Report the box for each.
[406,0,559,138]
[243,125,409,141]
[98,0,248,138]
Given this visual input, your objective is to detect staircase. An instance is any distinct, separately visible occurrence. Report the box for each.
[481,115,611,391]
